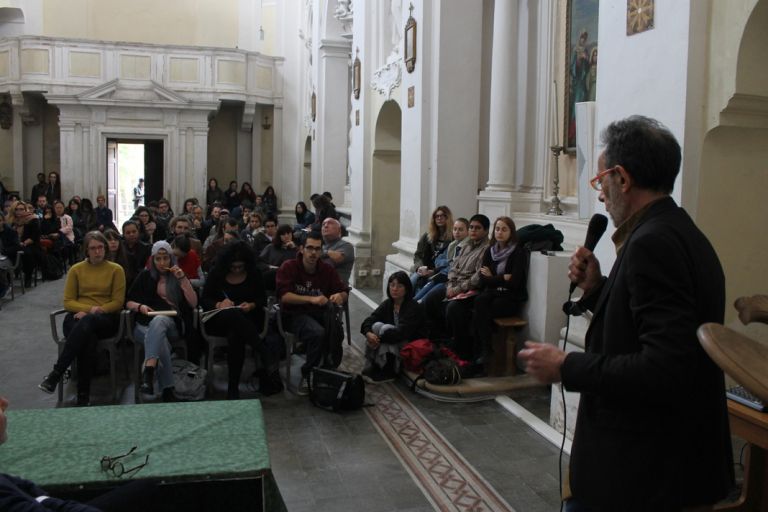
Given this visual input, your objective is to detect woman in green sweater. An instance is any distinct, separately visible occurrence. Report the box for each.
[38,231,126,406]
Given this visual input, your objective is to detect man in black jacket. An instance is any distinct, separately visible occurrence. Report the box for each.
[520,116,733,511]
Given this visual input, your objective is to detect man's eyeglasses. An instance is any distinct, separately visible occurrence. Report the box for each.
[304,246,322,253]
[100,446,149,478]
[589,166,619,191]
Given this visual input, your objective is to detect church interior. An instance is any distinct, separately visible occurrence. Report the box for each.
[0,0,767,510]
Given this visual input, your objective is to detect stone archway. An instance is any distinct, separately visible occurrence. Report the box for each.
[697,0,768,322]
[371,100,402,289]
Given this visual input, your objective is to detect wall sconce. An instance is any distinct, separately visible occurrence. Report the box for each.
[311,92,316,122]
[353,47,361,100]
[404,3,417,73]
[261,114,271,130]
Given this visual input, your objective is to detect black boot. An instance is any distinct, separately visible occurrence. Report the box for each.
[227,381,240,400]
[162,387,177,402]
[140,366,155,395]
[39,369,62,394]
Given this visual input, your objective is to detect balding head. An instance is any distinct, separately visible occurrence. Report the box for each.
[321,217,342,241]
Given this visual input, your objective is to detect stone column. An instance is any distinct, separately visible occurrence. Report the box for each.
[10,92,24,195]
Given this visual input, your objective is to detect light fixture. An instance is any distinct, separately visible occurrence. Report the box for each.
[261,114,271,130]
[353,48,361,100]
[404,3,417,73]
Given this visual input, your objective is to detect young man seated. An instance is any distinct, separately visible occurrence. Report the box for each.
[276,232,349,395]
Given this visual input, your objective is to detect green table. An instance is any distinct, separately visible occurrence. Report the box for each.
[1,400,286,511]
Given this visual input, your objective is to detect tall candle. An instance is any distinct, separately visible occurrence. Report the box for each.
[551,79,559,147]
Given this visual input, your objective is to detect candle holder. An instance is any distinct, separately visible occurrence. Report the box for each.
[548,144,564,215]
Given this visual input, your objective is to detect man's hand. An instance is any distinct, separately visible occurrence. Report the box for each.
[326,249,344,264]
[518,341,567,384]
[365,332,380,349]
[329,293,345,306]
[568,247,603,295]
[312,295,330,307]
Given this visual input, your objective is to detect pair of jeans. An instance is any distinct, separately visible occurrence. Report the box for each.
[287,311,327,378]
[57,312,120,396]
[133,316,179,392]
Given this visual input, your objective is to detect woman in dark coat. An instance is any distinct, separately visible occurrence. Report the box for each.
[471,216,528,365]
[262,186,278,217]
[205,178,224,208]
[360,271,427,382]
[201,241,282,399]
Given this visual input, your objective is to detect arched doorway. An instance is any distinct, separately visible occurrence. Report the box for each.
[697,0,768,323]
[371,100,402,287]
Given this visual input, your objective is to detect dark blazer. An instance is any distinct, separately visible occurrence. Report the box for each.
[561,197,733,510]
[477,244,528,303]
[360,297,427,345]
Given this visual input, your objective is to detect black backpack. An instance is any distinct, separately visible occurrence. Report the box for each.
[308,367,366,412]
[41,253,63,281]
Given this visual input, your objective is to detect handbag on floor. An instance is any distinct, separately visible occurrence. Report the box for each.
[308,367,365,412]
[172,359,207,401]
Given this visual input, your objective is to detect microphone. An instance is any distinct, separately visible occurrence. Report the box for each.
[569,213,608,294]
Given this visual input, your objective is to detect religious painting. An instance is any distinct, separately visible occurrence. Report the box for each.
[564,0,599,151]
[627,0,654,35]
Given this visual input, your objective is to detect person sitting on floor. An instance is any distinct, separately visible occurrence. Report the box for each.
[38,231,126,406]
[126,241,198,402]
[276,232,349,395]
[360,271,427,383]
[201,241,282,399]
[471,216,528,367]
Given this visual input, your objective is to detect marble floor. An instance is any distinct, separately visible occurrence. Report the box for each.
[0,275,746,511]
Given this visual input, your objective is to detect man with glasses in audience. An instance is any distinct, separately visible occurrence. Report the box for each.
[168,215,202,255]
[276,232,349,395]
[320,217,355,285]
[520,116,733,511]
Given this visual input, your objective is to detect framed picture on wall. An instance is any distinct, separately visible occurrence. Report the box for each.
[564,0,599,152]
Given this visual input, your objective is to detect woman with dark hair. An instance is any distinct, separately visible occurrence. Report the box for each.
[360,271,427,382]
[308,193,337,232]
[201,241,282,399]
[66,198,85,240]
[206,178,224,208]
[103,228,133,289]
[133,206,165,244]
[293,201,315,231]
[126,241,198,401]
[259,224,296,290]
[411,205,453,290]
[182,198,198,216]
[79,198,98,234]
[262,185,278,217]
[224,180,240,211]
[239,182,257,205]
[12,201,41,288]
[94,194,116,232]
[471,216,528,365]
[121,220,151,289]
[38,231,126,406]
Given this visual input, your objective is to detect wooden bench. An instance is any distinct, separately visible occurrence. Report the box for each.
[490,316,528,377]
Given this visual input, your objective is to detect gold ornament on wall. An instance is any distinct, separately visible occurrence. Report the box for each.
[311,92,316,122]
[353,48,361,100]
[627,0,654,35]
[404,3,417,74]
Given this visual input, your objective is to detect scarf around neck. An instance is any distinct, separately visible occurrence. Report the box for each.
[490,242,515,275]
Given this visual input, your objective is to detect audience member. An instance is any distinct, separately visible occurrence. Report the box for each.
[126,241,197,401]
[276,232,348,395]
[415,217,468,302]
[224,180,240,211]
[262,185,278,216]
[121,220,151,289]
[320,217,354,285]
[239,182,257,206]
[308,193,337,232]
[206,178,224,208]
[0,212,20,298]
[411,206,452,289]
[94,194,116,232]
[471,216,528,365]
[132,178,145,209]
[155,198,174,232]
[34,194,47,218]
[29,173,47,204]
[45,172,61,204]
[168,215,202,254]
[202,241,282,399]
[12,201,42,288]
[259,224,297,290]
[172,234,204,289]
[79,198,98,233]
[293,201,315,231]
[39,231,126,406]
[360,271,426,382]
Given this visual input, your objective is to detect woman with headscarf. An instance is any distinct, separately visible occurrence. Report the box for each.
[126,241,198,401]
[360,271,427,382]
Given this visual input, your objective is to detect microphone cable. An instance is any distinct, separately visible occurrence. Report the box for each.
[558,288,574,512]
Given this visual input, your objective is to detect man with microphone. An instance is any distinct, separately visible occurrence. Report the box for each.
[519,116,733,511]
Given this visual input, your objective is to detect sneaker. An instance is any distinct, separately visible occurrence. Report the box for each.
[39,369,62,394]
[296,377,310,396]
[140,366,155,395]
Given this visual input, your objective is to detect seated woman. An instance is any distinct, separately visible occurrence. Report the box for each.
[121,220,151,289]
[472,216,528,365]
[201,241,282,399]
[415,217,469,302]
[53,200,76,263]
[38,231,126,406]
[259,224,297,290]
[126,241,198,401]
[411,206,453,291]
[11,201,42,288]
[360,271,427,382]
[293,201,315,231]
[39,204,62,257]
